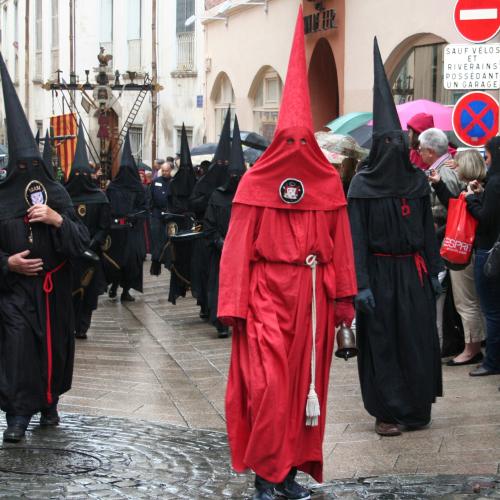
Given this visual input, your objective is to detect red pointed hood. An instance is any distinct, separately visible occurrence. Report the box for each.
[233,6,345,211]
[275,6,313,133]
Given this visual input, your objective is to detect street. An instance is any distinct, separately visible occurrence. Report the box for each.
[0,264,498,498]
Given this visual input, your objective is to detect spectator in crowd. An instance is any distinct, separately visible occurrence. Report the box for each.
[466,137,500,376]
[428,149,486,365]
[408,113,435,170]
[419,128,462,349]
[152,158,165,180]
[149,162,172,275]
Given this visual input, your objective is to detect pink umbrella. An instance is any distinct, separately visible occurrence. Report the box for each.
[368,99,453,131]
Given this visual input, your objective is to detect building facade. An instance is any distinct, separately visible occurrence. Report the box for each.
[202,0,500,140]
[1,0,498,163]
[0,0,206,167]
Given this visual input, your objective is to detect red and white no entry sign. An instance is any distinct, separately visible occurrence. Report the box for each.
[452,91,500,147]
[454,0,500,43]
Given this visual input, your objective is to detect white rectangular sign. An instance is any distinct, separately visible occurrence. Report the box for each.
[443,43,500,90]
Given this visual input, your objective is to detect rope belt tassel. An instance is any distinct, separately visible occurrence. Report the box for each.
[42,261,67,405]
[305,254,320,427]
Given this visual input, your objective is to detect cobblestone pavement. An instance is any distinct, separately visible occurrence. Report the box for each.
[0,266,499,498]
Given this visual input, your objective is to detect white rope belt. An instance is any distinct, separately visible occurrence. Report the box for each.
[305,254,320,427]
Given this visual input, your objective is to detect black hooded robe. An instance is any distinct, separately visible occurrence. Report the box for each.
[0,213,89,415]
[166,124,197,305]
[0,50,89,416]
[65,124,111,336]
[347,38,442,427]
[348,196,443,426]
[105,188,146,292]
[103,134,147,293]
[204,189,234,326]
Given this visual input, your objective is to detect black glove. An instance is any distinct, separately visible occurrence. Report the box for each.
[354,288,376,314]
[88,238,100,252]
[150,260,162,276]
[431,276,443,296]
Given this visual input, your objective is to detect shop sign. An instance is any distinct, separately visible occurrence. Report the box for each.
[444,43,500,89]
[304,9,337,34]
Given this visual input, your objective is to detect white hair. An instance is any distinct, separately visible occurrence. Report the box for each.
[418,128,449,156]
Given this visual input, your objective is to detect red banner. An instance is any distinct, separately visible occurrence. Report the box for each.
[50,113,77,179]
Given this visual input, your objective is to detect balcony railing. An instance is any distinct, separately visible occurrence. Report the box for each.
[176,32,195,72]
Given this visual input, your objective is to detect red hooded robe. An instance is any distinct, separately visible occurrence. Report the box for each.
[217,7,357,484]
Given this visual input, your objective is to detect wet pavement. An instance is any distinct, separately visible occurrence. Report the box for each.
[0,266,499,498]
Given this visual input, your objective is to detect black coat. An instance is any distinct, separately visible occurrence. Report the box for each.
[348,196,443,426]
[0,209,89,415]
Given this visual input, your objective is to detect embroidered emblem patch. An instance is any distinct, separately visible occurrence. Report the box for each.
[24,180,48,206]
[0,169,6,181]
[279,178,304,204]
[77,204,87,217]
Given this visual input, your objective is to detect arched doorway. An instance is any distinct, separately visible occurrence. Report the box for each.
[308,38,339,131]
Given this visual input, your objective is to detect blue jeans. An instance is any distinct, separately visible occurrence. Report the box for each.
[474,249,500,371]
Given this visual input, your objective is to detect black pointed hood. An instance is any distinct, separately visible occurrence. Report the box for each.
[111,132,142,190]
[65,121,107,205]
[72,121,92,174]
[42,130,52,171]
[35,129,40,146]
[348,38,429,199]
[106,131,144,216]
[0,51,72,220]
[189,107,233,211]
[228,115,245,176]
[213,106,232,167]
[373,37,401,136]
[170,123,196,202]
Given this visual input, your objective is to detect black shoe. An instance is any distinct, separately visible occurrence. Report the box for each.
[446,352,483,366]
[469,365,500,376]
[3,425,26,442]
[253,489,276,500]
[217,327,229,339]
[108,284,118,299]
[275,468,311,500]
[121,291,135,302]
[40,407,60,427]
[75,331,88,339]
[199,312,209,320]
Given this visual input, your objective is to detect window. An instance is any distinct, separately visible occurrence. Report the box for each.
[213,73,235,135]
[127,0,141,71]
[252,68,282,142]
[35,0,43,79]
[176,0,194,34]
[391,43,463,105]
[129,125,143,162]
[100,0,113,64]
[51,0,59,75]
[176,0,195,71]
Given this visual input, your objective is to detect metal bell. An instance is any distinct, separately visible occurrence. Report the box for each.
[335,322,358,361]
